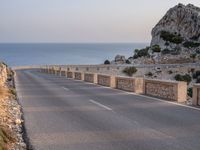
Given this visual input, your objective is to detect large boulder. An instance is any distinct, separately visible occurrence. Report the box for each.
[115,55,126,64]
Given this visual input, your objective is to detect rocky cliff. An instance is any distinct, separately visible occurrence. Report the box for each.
[151,3,200,48]
[112,3,200,64]
[150,3,200,64]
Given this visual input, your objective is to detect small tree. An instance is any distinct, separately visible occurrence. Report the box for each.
[104,60,110,65]
[123,67,137,77]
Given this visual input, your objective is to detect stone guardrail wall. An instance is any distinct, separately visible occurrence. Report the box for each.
[61,71,67,76]
[144,79,187,102]
[97,75,111,87]
[74,72,83,80]
[84,73,94,83]
[40,67,187,103]
[116,77,144,94]
[192,84,200,106]
[67,72,73,78]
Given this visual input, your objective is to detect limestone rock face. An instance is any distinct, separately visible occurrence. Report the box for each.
[151,3,200,48]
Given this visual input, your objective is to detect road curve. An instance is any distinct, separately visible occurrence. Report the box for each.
[15,69,200,150]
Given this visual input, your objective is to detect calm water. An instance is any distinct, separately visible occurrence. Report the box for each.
[0,43,147,66]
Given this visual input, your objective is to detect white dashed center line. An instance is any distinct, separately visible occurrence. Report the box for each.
[63,87,70,91]
[89,99,112,111]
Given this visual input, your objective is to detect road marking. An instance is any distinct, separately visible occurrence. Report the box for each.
[89,99,112,111]
[97,86,200,111]
[63,87,70,91]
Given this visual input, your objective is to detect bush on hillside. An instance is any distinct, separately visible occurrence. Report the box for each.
[192,70,200,79]
[183,41,200,48]
[196,76,200,83]
[126,59,131,64]
[174,74,192,84]
[123,67,137,77]
[104,60,110,65]
[133,47,150,59]
[146,72,153,77]
[152,45,161,53]
[168,70,173,74]
[162,48,171,55]
[160,31,183,44]
[187,88,193,97]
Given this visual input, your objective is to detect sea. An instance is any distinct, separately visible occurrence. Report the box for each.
[0,43,147,66]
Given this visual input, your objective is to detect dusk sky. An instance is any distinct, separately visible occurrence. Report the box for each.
[0,0,200,43]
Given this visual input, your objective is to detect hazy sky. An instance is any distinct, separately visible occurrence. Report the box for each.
[0,0,200,43]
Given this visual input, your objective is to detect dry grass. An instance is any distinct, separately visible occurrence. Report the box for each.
[0,86,9,100]
[0,86,16,150]
[0,127,15,150]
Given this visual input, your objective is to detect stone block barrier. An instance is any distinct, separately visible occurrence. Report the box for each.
[74,72,84,80]
[97,74,111,87]
[84,73,94,83]
[192,84,200,106]
[41,67,187,103]
[67,72,74,78]
[144,79,187,102]
[116,77,144,94]
[97,74,116,88]
[61,71,67,77]
[56,70,61,76]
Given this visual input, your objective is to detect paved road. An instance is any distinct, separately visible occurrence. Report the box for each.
[15,69,200,150]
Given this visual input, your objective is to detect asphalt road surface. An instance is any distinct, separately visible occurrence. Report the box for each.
[15,69,200,150]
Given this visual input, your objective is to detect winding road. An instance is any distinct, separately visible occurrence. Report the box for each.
[15,69,200,150]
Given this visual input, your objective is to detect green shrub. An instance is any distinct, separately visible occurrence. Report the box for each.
[183,41,200,48]
[162,48,171,55]
[123,67,137,76]
[171,47,181,55]
[104,60,110,65]
[160,31,183,44]
[146,72,153,77]
[196,76,200,83]
[174,74,192,84]
[190,53,197,62]
[133,47,150,59]
[168,70,173,74]
[187,88,193,97]
[126,59,131,64]
[192,70,200,79]
[152,45,161,53]
[196,49,200,54]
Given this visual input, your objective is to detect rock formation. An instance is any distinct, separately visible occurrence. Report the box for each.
[151,3,200,50]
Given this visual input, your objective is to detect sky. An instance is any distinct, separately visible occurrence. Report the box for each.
[0,0,200,43]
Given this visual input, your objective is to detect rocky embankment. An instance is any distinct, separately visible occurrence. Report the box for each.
[0,63,26,150]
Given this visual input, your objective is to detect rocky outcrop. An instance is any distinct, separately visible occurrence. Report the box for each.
[114,55,126,64]
[130,3,200,64]
[151,3,200,48]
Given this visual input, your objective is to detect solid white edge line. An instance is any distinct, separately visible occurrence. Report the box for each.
[89,99,112,111]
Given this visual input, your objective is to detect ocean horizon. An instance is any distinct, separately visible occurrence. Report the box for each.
[0,43,148,66]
